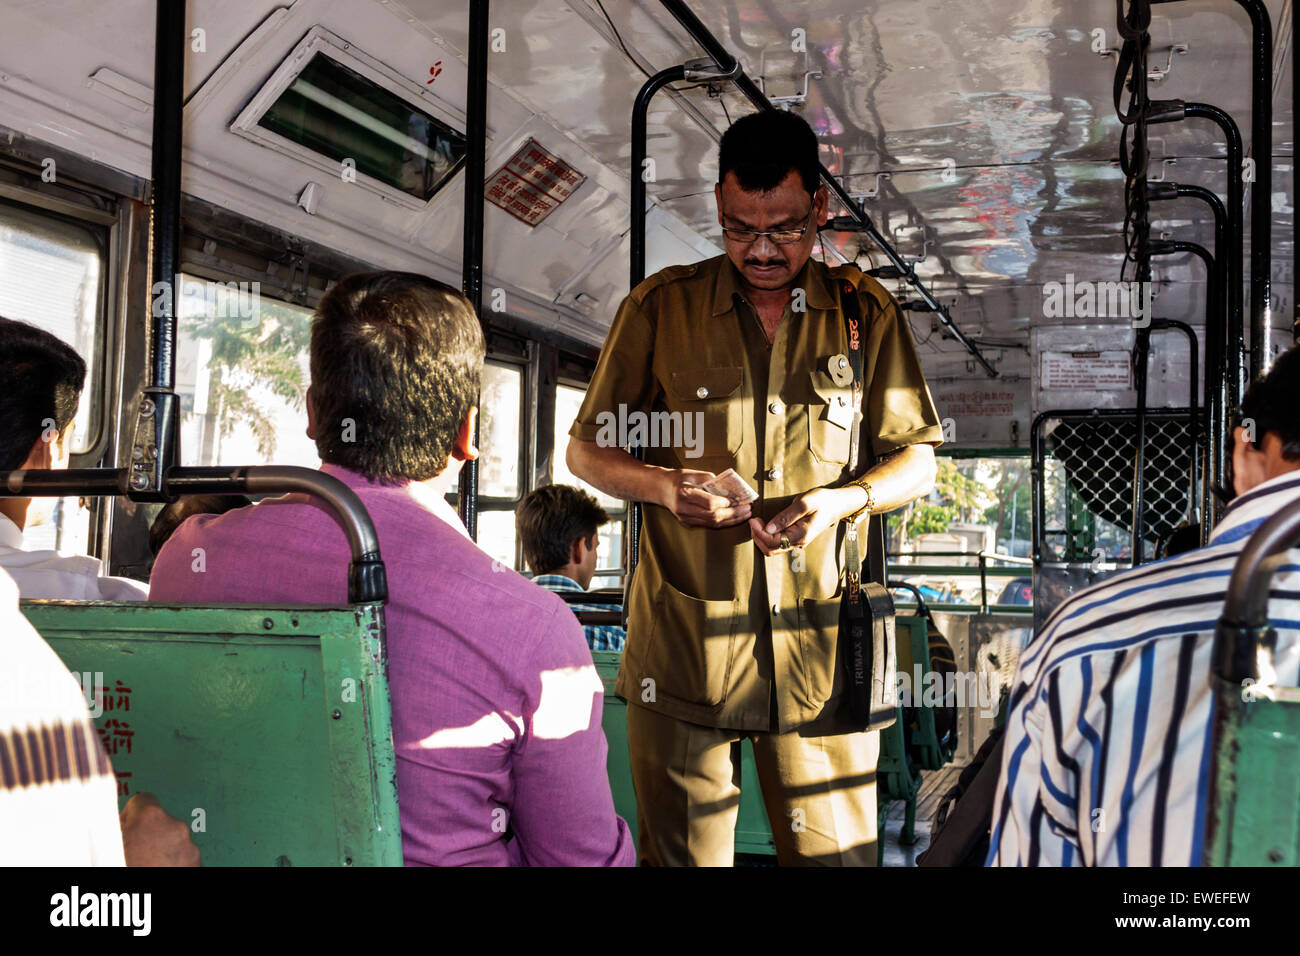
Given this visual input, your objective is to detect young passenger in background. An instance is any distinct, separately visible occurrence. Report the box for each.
[517,483,626,652]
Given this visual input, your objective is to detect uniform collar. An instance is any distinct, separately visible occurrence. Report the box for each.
[710,255,838,316]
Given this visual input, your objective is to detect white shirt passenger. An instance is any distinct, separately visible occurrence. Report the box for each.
[0,566,126,865]
[0,513,147,600]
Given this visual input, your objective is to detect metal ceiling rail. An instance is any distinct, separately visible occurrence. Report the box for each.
[654,0,998,379]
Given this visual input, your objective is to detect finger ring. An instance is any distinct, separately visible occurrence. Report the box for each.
[780,535,791,550]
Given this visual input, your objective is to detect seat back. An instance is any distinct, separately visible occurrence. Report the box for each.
[592,650,776,858]
[23,600,401,867]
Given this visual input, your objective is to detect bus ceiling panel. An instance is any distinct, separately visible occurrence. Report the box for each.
[391,0,719,160]
[654,0,1289,168]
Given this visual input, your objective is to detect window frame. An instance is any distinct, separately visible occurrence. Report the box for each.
[555,371,627,582]
[450,351,530,570]
[0,190,115,464]
[229,26,472,211]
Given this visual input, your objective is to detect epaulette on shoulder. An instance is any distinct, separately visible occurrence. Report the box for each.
[826,261,892,308]
[629,261,702,305]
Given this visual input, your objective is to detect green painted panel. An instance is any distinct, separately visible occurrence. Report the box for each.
[21,601,401,867]
[1209,682,1300,867]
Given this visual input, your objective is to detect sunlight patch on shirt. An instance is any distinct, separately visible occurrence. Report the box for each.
[533,665,603,740]
[417,711,522,749]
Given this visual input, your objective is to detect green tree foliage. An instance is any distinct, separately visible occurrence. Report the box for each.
[187,288,312,460]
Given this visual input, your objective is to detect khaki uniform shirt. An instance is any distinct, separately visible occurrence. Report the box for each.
[571,255,943,732]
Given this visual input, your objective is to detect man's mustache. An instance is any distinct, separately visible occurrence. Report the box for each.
[744,259,785,268]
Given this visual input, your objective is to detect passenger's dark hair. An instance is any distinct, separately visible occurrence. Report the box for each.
[1239,343,1300,460]
[148,494,252,557]
[0,316,86,471]
[718,110,821,196]
[310,272,485,483]
[516,484,609,576]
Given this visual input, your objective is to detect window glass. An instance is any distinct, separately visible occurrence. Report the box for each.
[0,198,104,455]
[555,382,626,586]
[476,509,517,570]
[0,199,106,555]
[478,362,521,498]
[258,53,466,202]
[887,456,1033,606]
[175,275,319,468]
[554,383,622,511]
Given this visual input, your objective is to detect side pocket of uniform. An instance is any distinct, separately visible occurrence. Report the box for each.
[640,578,739,708]
[797,594,845,706]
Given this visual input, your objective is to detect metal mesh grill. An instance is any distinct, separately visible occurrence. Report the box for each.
[1037,410,1197,558]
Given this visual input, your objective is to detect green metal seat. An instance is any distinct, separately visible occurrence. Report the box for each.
[1205,498,1300,866]
[23,600,401,867]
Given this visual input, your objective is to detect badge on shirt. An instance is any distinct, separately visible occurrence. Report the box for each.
[827,353,853,387]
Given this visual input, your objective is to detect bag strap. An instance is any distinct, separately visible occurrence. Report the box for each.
[841,281,869,593]
[840,282,889,591]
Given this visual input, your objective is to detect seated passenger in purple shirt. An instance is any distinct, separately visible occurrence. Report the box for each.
[149,272,634,867]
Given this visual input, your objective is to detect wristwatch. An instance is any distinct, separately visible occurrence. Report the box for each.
[842,477,876,524]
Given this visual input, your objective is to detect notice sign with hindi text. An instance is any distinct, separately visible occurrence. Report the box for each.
[486,137,587,227]
[1041,350,1132,390]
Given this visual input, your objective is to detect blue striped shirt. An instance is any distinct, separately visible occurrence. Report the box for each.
[532,575,626,653]
[988,471,1300,866]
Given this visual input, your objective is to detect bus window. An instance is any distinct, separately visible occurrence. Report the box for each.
[472,361,524,567]
[554,382,624,589]
[175,276,318,469]
[0,197,108,554]
[888,455,1033,606]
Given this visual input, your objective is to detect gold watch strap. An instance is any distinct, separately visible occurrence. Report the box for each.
[843,477,875,524]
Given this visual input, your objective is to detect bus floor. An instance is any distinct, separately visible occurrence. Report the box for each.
[878,763,966,867]
[732,762,967,867]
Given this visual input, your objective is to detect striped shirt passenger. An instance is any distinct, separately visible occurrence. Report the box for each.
[988,470,1300,866]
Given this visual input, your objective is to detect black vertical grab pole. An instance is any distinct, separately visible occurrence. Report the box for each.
[1152,0,1273,384]
[1148,181,1225,544]
[1131,325,1151,564]
[631,66,687,290]
[128,0,186,498]
[1235,0,1272,381]
[624,63,685,624]
[458,0,489,540]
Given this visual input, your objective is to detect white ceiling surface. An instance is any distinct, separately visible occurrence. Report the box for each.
[0,0,1292,372]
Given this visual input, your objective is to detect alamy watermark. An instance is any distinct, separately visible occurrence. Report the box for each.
[1042,274,1153,327]
[894,665,1000,718]
[593,404,705,459]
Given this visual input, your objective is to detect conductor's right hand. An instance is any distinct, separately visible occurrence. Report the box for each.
[661,469,752,528]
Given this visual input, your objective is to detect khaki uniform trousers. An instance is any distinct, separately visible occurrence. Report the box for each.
[626,702,880,866]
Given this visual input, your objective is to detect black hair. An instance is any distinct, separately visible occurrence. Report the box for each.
[1239,343,1300,460]
[310,272,485,483]
[148,494,252,556]
[717,110,821,196]
[516,484,609,576]
[0,316,86,471]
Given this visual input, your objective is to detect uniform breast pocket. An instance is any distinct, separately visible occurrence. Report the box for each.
[805,371,855,466]
[666,366,744,466]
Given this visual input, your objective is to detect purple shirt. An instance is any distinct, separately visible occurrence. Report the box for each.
[149,464,634,867]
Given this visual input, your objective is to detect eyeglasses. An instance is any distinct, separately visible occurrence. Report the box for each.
[719,205,816,245]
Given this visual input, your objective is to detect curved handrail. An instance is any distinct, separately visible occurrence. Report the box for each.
[0,464,388,605]
[1213,498,1300,683]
